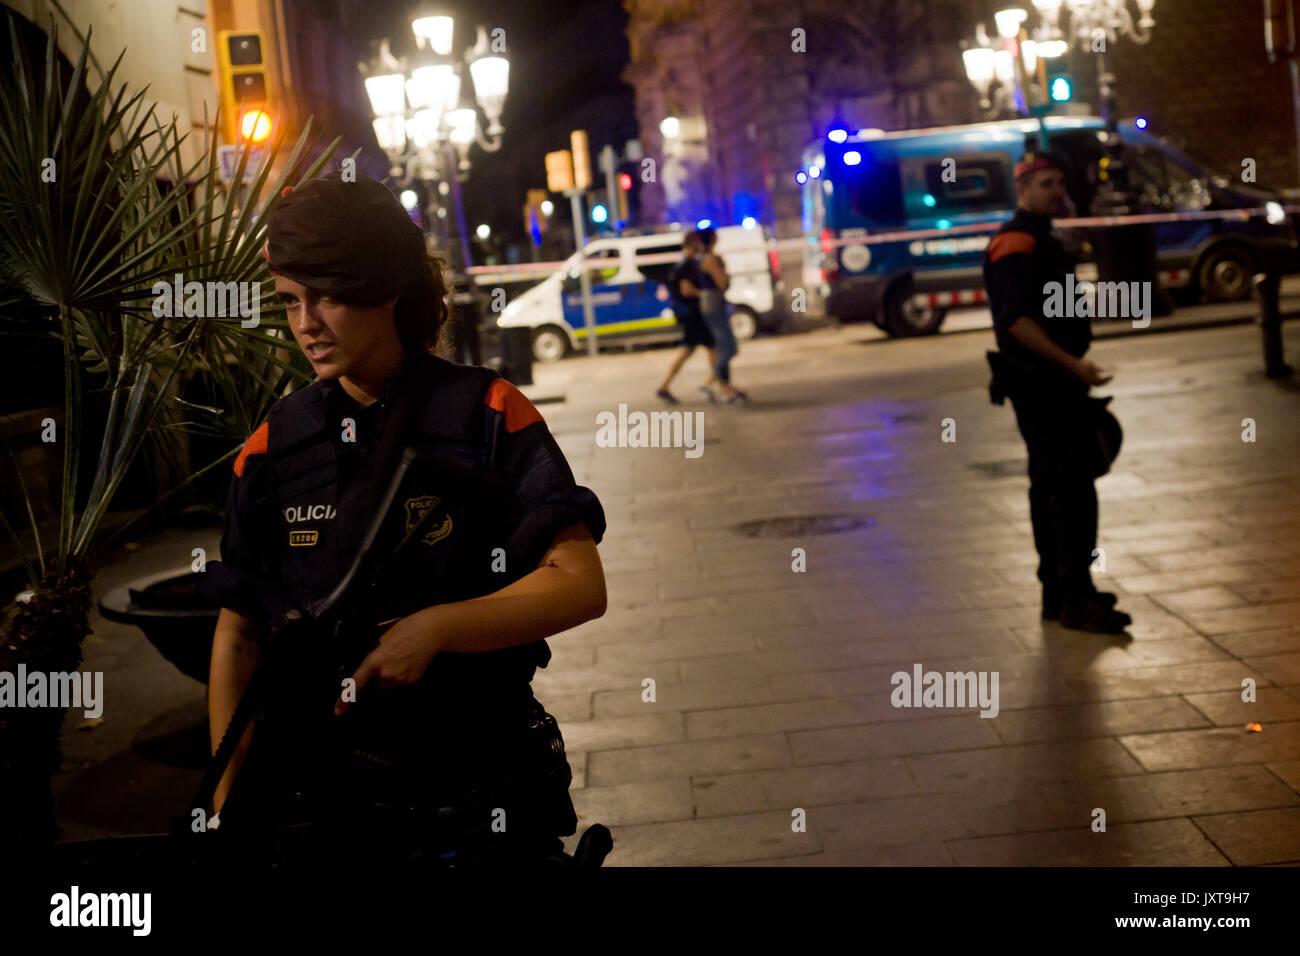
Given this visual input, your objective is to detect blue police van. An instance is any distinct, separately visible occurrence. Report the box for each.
[801,115,1299,337]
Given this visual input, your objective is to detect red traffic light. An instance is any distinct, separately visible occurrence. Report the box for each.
[240,108,271,142]
[619,172,632,191]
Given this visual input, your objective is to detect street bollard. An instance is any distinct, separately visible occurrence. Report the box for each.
[500,326,535,387]
[1252,271,1294,379]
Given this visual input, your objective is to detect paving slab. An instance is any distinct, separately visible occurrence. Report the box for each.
[991,697,1212,745]
[947,819,1231,866]
[1191,807,1300,865]
[1035,765,1300,824]
[1119,721,1300,772]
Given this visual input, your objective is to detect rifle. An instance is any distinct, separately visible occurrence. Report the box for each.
[181,445,461,858]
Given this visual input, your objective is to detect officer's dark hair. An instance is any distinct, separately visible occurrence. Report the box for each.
[698,226,718,249]
[683,230,703,250]
[393,251,453,356]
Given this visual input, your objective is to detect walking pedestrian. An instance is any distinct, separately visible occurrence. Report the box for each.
[656,230,718,403]
[693,227,747,403]
[982,151,1131,633]
[199,171,608,865]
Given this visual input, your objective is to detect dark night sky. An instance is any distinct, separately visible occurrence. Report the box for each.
[353,0,639,255]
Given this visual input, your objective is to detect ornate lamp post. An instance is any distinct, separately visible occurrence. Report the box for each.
[1032,0,1163,307]
[360,12,510,271]
[1031,0,1155,212]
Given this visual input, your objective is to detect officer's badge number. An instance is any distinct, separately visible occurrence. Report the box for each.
[404,495,453,546]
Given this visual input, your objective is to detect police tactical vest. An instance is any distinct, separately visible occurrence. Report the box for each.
[259,355,549,719]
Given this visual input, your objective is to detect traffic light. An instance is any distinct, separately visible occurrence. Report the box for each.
[570,130,592,190]
[1049,75,1071,103]
[584,189,610,231]
[545,150,574,192]
[217,31,274,146]
[617,172,631,222]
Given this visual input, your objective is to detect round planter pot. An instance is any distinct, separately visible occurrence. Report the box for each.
[99,568,218,684]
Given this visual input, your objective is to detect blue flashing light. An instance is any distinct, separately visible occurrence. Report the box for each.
[827,128,848,144]
[1135,116,1148,129]
[1050,76,1071,102]
[922,193,937,208]
[808,165,821,179]
[843,151,862,166]
[591,203,608,224]
[937,219,952,229]
[795,171,808,185]
[741,216,757,230]
[696,218,712,229]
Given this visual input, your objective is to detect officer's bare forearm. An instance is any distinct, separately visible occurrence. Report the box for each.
[1007,316,1081,375]
[209,608,261,812]
[418,524,606,655]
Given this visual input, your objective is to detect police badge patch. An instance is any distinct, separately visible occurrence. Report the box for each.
[404,494,453,546]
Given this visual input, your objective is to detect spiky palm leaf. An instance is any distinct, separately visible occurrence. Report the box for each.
[0,14,341,585]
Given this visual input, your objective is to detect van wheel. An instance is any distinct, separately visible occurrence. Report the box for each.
[884,284,946,337]
[730,307,758,341]
[1198,246,1255,302]
[532,325,570,363]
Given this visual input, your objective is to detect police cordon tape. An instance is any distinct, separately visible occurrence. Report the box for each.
[462,205,1300,285]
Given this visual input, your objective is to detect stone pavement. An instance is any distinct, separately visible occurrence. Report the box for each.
[528,319,1300,866]
[55,318,1300,865]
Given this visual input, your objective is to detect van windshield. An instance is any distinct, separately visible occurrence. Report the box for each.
[827,158,905,230]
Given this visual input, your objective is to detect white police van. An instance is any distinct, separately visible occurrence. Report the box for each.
[497,225,779,362]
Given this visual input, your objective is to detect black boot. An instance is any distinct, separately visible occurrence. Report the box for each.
[1043,587,1119,620]
[1060,598,1131,633]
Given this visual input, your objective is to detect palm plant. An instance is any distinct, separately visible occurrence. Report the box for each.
[0,15,340,848]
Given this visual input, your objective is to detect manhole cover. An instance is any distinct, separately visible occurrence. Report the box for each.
[732,514,876,538]
[967,459,1027,478]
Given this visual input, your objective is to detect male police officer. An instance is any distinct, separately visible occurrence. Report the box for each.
[983,152,1131,634]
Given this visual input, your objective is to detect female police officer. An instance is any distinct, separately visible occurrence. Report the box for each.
[199,171,607,866]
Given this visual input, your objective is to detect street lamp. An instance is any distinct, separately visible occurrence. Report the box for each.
[994,8,1028,41]
[1031,0,1163,308]
[360,12,510,271]
[962,47,997,112]
[963,9,1041,121]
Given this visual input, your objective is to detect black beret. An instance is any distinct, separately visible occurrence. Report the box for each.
[266,171,428,305]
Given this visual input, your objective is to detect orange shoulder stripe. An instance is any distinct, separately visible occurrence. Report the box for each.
[485,377,544,433]
[988,231,1036,262]
[233,422,269,477]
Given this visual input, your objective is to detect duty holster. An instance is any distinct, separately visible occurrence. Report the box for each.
[985,349,1020,406]
[986,350,1123,478]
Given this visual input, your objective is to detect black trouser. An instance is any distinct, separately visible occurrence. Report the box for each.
[1006,379,1101,605]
